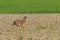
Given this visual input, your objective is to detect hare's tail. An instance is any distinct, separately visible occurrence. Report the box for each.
[11,21,16,26]
[13,21,16,25]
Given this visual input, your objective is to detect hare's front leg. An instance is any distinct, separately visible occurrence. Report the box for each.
[20,22,24,28]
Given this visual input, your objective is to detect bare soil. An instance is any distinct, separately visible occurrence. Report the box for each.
[0,14,60,40]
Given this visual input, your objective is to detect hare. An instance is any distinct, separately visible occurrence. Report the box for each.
[13,16,27,28]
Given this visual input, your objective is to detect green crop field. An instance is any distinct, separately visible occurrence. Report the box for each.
[0,0,60,13]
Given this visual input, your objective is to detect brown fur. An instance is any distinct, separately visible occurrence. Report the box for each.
[13,16,27,28]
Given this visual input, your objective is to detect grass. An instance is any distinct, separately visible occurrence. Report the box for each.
[17,36,23,40]
[48,25,54,30]
[0,32,2,35]
[0,0,60,13]
[48,24,57,30]
[36,25,46,30]
[28,37,33,40]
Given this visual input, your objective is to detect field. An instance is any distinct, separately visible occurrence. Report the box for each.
[0,14,60,40]
[0,0,60,13]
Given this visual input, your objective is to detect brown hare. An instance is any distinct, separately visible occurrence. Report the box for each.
[13,16,27,28]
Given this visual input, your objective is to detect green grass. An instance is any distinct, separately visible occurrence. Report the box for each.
[17,36,23,40]
[0,0,60,13]
[36,25,46,30]
[28,37,33,40]
[48,24,57,30]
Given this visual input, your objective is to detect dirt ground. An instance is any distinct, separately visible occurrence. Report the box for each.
[0,14,60,40]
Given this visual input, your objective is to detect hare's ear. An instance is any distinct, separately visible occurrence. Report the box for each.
[24,16,27,18]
